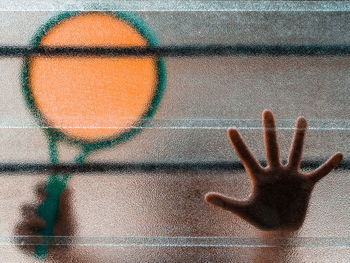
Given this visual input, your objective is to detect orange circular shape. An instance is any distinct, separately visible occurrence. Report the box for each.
[28,12,159,141]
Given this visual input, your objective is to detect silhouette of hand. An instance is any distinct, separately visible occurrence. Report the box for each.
[205,110,343,231]
[14,182,75,258]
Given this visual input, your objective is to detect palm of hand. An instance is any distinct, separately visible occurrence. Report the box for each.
[205,110,343,231]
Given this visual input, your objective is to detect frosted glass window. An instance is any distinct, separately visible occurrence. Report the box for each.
[0,1,349,262]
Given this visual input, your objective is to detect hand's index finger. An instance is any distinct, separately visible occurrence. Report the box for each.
[228,128,262,174]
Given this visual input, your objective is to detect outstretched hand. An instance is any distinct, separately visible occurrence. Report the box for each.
[205,110,343,231]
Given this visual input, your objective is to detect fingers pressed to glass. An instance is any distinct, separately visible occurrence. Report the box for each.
[306,152,343,183]
[35,183,47,200]
[205,192,248,213]
[14,220,45,254]
[206,109,344,231]
[288,117,307,170]
[227,128,262,174]
[262,110,280,168]
[20,204,46,229]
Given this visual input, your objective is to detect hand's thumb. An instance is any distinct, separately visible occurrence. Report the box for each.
[205,192,247,213]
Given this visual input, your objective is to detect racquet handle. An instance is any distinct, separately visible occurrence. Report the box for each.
[34,174,68,259]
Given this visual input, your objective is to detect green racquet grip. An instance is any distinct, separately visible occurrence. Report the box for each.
[34,174,68,259]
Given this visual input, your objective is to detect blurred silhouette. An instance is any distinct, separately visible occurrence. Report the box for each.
[13,182,84,261]
[205,109,343,231]
[253,230,297,263]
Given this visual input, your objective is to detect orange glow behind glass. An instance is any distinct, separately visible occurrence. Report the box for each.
[29,12,157,141]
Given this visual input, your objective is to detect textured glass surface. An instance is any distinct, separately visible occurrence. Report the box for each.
[0,3,349,262]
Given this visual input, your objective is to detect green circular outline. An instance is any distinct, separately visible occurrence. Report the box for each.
[21,11,166,152]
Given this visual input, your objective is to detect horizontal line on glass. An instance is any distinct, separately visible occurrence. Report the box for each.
[1,1,350,12]
[0,119,349,130]
[5,236,350,248]
[0,159,348,173]
[2,45,350,57]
